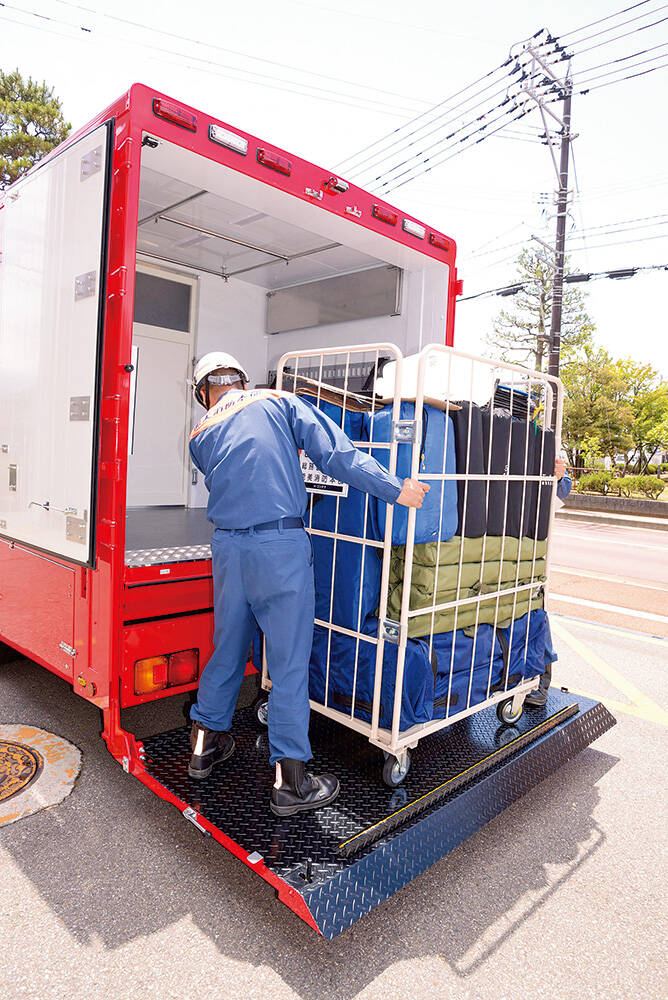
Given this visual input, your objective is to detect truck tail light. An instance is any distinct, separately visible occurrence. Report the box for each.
[134,649,200,695]
[372,205,398,226]
[134,655,168,695]
[168,649,199,686]
[429,233,450,251]
[257,148,292,175]
[152,98,197,132]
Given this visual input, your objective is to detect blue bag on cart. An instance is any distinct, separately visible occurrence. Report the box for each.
[499,608,547,683]
[365,402,458,545]
[429,624,504,719]
[307,401,383,632]
[309,621,435,731]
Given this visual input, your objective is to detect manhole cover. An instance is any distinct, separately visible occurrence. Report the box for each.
[0,740,43,802]
[0,725,81,826]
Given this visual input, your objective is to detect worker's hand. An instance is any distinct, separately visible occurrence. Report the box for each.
[396,478,430,508]
[554,457,567,481]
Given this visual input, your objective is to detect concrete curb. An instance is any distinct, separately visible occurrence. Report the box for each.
[555,509,668,532]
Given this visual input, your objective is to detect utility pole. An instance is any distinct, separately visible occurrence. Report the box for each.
[512,40,573,425]
[547,82,572,380]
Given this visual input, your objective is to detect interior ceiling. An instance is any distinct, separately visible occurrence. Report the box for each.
[137,167,387,290]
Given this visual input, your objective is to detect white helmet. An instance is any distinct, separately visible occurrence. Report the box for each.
[192,352,250,406]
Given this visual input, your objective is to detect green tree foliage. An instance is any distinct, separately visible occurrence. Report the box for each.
[486,247,595,371]
[0,69,71,188]
[561,350,667,474]
[561,346,633,471]
[612,359,668,473]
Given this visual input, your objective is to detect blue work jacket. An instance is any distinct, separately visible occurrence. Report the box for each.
[190,389,403,530]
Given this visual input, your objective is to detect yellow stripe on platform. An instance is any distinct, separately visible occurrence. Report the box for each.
[337,705,575,852]
[551,619,668,727]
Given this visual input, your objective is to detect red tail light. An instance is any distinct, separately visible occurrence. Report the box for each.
[257,148,292,176]
[168,649,199,686]
[152,98,197,132]
[372,205,398,226]
[134,648,200,695]
[429,233,450,251]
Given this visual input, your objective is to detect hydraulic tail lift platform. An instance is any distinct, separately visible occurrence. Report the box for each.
[137,690,614,938]
[0,83,616,938]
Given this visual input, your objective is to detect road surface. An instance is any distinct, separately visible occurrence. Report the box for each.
[549,518,668,637]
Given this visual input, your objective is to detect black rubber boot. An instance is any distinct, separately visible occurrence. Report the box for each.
[270,758,340,817]
[188,722,235,779]
[525,663,552,708]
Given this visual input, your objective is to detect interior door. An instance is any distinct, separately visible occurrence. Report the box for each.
[126,267,195,506]
[0,122,112,565]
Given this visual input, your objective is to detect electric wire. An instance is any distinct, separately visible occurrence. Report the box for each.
[46,0,432,110]
[560,2,668,49]
[460,262,668,301]
[347,44,565,181]
[567,13,668,58]
[0,2,423,117]
[576,59,668,92]
[560,0,654,39]
[573,48,668,86]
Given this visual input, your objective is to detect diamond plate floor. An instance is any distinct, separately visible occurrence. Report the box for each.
[141,690,615,935]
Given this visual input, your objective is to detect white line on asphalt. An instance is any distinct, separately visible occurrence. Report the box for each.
[551,531,665,551]
[551,566,668,592]
[552,612,668,646]
[550,593,668,623]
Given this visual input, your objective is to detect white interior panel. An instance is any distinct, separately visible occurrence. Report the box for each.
[0,123,110,563]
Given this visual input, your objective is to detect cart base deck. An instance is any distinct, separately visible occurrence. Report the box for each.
[135,690,615,938]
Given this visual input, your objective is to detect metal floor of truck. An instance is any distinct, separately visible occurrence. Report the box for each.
[125,507,213,567]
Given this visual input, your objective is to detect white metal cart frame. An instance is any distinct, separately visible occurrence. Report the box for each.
[267,342,563,782]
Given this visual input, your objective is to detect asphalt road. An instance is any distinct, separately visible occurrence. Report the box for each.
[1,612,667,1000]
[548,518,668,637]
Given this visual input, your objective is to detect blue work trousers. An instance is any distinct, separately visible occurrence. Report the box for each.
[190,526,315,765]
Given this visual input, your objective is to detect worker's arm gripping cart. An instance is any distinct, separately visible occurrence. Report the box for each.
[274,342,563,785]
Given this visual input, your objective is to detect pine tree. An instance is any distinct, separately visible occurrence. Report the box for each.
[486,247,595,371]
[0,70,71,188]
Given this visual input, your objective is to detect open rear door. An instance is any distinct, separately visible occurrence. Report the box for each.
[0,121,113,566]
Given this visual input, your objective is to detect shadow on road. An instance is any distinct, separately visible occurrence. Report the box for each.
[1,658,618,998]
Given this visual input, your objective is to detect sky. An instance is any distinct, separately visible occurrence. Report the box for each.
[1,0,666,375]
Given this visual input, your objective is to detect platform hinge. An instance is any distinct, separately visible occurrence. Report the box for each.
[59,641,77,657]
[121,756,130,773]
[183,806,209,835]
[380,619,401,645]
[75,271,97,301]
[391,419,417,443]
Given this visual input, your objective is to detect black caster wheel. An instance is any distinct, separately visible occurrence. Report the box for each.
[496,697,523,726]
[382,750,411,787]
[252,694,269,728]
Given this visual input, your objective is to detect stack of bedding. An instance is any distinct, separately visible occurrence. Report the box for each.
[303,387,553,733]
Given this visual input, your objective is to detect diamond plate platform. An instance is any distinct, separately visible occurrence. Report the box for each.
[125,544,212,567]
[139,690,615,938]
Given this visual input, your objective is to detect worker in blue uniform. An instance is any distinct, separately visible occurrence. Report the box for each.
[187,352,429,816]
[526,454,573,708]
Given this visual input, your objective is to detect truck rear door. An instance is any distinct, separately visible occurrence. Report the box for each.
[0,121,113,566]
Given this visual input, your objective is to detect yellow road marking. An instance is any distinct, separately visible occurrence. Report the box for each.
[551,619,668,727]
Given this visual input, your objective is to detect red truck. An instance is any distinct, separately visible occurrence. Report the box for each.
[0,84,613,937]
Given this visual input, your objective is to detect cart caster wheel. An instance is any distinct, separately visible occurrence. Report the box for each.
[252,695,269,728]
[496,697,523,726]
[382,750,411,787]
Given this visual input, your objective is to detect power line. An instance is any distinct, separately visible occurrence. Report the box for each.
[49,0,433,110]
[568,12,668,58]
[459,262,668,301]
[0,2,422,117]
[560,1,654,39]
[564,2,668,49]
[577,58,668,92]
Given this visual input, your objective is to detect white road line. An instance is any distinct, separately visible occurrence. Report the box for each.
[550,593,668,623]
[551,566,668,592]
[551,532,666,550]
[551,612,668,646]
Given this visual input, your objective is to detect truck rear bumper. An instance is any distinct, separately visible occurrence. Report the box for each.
[125,690,615,938]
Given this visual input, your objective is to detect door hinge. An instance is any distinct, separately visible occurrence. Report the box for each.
[80,145,103,180]
[59,641,76,657]
[75,271,97,300]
